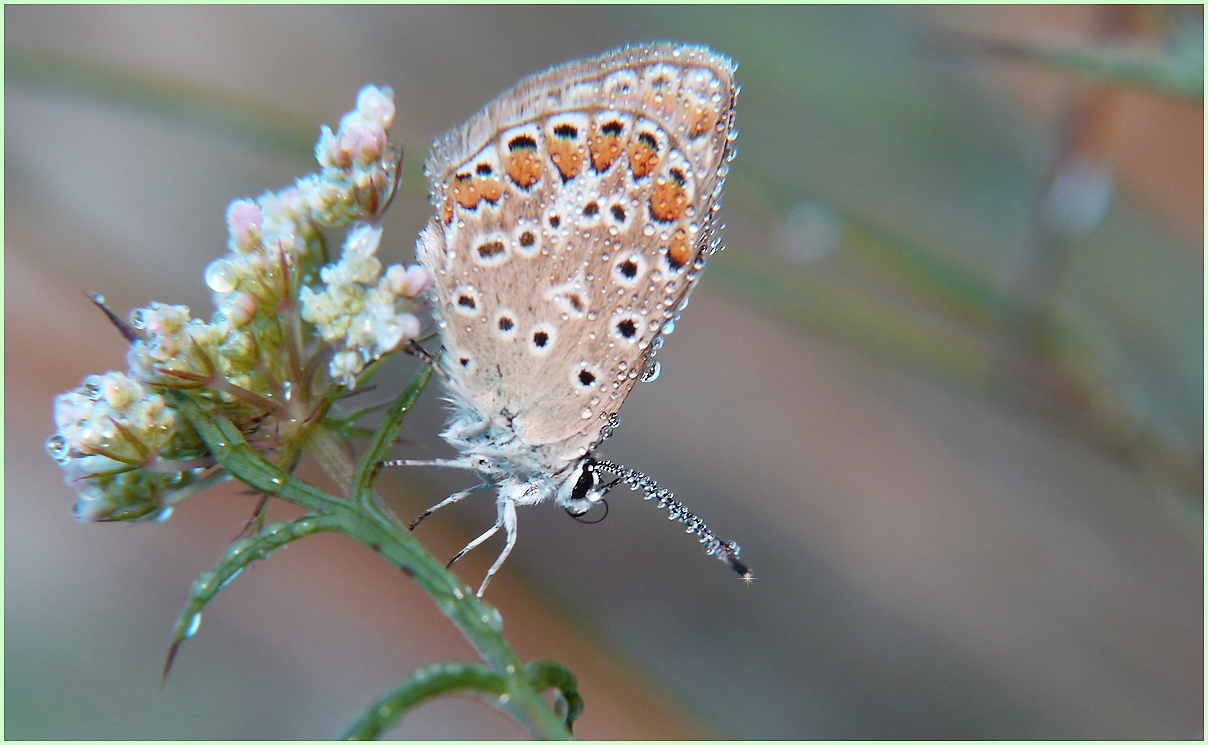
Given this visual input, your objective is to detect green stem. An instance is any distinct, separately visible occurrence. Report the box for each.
[341,661,506,740]
[170,377,572,740]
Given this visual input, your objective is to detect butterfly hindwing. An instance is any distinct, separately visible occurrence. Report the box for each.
[417,42,737,458]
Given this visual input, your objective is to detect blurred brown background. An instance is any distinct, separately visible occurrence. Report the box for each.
[5,5,1202,739]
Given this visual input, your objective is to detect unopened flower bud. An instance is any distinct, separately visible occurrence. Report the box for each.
[226,199,263,253]
[357,85,395,129]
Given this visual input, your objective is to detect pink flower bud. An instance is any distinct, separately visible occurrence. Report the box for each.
[403,265,429,297]
[223,292,257,327]
[398,312,421,342]
[357,85,396,129]
[226,199,263,252]
[384,265,409,296]
[353,123,387,164]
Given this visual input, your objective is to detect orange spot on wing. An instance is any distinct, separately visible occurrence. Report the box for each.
[548,136,583,181]
[667,228,690,268]
[506,135,542,189]
[649,169,687,223]
[589,120,624,173]
[452,172,481,209]
[628,131,659,180]
[688,106,716,139]
[477,174,503,204]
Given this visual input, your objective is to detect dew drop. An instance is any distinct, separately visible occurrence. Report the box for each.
[291,518,318,536]
[217,567,244,591]
[581,406,593,419]
[205,259,239,293]
[641,361,662,382]
[482,606,504,632]
[184,613,202,639]
[45,435,69,463]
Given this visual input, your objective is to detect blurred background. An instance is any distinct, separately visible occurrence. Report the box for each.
[5,5,1202,739]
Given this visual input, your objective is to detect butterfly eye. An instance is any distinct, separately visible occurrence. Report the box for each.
[570,463,597,502]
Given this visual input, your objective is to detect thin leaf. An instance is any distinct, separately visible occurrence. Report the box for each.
[162,512,342,686]
[351,363,432,507]
[341,661,507,740]
[170,391,343,513]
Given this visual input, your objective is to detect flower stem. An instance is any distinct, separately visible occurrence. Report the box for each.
[171,369,573,740]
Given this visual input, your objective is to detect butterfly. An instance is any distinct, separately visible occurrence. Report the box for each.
[389,41,749,596]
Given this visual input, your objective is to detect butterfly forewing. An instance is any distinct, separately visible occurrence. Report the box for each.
[417,42,737,459]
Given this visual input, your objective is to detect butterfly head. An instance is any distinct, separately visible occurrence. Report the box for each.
[556,457,609,517]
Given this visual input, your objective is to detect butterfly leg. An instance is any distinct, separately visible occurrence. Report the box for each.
[379,457,475,469]
[446,512,503,570]
[476,498,518,598]
[409,482,491,530]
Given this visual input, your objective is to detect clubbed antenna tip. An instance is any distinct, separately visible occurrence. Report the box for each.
[593,459,754,583]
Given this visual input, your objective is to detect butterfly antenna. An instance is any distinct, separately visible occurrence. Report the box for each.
[593,459,752,580]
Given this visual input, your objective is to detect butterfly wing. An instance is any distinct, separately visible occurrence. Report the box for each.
[418,42,737,463]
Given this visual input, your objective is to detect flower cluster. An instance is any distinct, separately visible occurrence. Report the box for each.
[48,84,426,521]
[48,371,203,521]
[300,224,427,387]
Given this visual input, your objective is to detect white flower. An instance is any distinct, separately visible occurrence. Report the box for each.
[384,264,429,298]
[330,350,364,388]
[300,220,423,388]
[356,85,395,130]
[52,371,176,461]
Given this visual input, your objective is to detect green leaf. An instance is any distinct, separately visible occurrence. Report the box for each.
[524,659,585,731]
[161,512,342,685]
[351,363,432,509]
[170,391,344,513]
[341,661,507,740]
